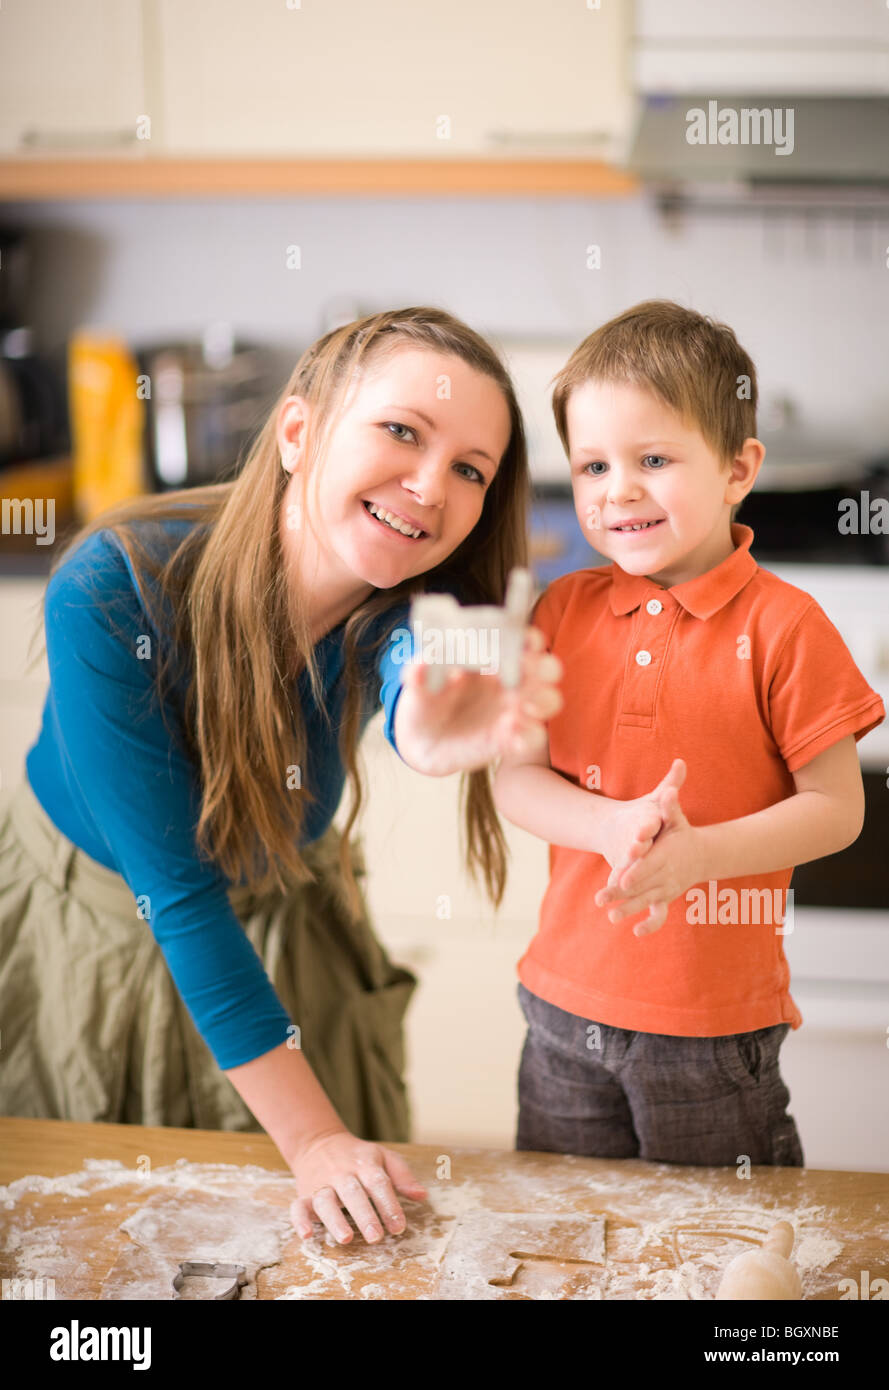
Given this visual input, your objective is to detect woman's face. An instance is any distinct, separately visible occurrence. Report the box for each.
[278,347,512,593]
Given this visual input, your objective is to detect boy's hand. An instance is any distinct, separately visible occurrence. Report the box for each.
[394,626,563,776]
[596,759,685,873]
[595,759,686,937]
[596,778,703,936]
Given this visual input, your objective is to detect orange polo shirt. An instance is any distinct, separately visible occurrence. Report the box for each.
[518,523,885,1037]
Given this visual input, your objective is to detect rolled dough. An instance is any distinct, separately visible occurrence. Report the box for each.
[100,1190,291,1300]
[435,1210,606,1300]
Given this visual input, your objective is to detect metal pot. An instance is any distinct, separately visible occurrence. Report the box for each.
[137,323,277,490]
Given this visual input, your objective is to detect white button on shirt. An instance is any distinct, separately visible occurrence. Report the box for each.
[646,599,663,615]
[635,650,652,666]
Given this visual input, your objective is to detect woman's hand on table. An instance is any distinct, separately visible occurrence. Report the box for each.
[289,1127,428,1245]
[394,625,563,776]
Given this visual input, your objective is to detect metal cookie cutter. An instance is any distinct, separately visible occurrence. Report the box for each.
[172,1261,248,1300]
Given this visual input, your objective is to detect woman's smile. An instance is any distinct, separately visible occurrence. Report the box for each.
[361,498,430,541]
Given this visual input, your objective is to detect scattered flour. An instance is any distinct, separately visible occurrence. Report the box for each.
[0,1156,283,1204]
[0,1158,297,1299]
[0,1155,872,1300]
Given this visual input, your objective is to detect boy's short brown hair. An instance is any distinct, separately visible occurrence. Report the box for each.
[551,300,758,467]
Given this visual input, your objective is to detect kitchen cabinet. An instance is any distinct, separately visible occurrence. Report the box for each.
[0,0,147,154]
[633,0,889,93]
[338,713,549,1147]
[0,0,634,159]
[155,0,632,158]
[636,0,889,43]
[0,579,48,791]
[0,0,638,195]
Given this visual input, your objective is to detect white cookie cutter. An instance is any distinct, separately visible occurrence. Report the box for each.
[408,566,535,693]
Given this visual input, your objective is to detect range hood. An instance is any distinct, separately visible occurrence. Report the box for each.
[628,95,889,186]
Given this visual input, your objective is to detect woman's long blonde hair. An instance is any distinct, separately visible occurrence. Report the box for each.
[39,307,530,912]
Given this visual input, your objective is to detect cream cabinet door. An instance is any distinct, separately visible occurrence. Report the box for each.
[342,715,549,1147]
[156,0,631,157]
[0,579,48,790]
[345,713,550,926]
[633,0,889,93]
[635,0,889,42]
[0,0,146,153]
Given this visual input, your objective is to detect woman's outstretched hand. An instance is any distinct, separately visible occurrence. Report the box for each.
[289,1127,428,1245]
[393,626,563,776]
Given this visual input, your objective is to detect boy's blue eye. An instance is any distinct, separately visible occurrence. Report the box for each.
[583,457,668,474]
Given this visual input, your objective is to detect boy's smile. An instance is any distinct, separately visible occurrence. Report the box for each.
[565,380,763,588]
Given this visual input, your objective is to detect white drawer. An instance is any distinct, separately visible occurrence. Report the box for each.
[0,686,46,791]
[0,579,49,683]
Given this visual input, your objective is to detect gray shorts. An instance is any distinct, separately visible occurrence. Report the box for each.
[516,982,804,1167]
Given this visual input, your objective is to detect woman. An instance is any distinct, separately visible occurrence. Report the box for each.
[0,307,562,1245]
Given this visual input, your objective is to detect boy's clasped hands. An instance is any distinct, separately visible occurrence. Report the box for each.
[596,757,703,936]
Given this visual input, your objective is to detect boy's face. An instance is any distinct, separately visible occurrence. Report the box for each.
[564,379,757,587]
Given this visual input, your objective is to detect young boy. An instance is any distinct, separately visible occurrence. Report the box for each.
[493,301,884,1168]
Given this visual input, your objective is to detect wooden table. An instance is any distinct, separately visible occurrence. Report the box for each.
[1,1118,887,1300]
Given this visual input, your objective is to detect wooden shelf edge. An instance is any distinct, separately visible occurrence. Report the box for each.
[0,156,639,199]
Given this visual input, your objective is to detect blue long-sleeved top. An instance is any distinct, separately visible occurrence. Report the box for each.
[26,518,412,1069]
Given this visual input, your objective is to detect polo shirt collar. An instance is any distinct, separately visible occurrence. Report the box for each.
[608,523,757,619]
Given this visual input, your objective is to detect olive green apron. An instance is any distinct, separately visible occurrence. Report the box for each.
[0,777,417,1140]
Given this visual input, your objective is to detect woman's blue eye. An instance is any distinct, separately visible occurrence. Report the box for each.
[385,422,484,484]
[643,455,668,469]
[386,421,416,441]
[456,462,485,484]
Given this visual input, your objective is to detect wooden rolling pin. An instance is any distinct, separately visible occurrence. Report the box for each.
[715,1220,802,1300]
